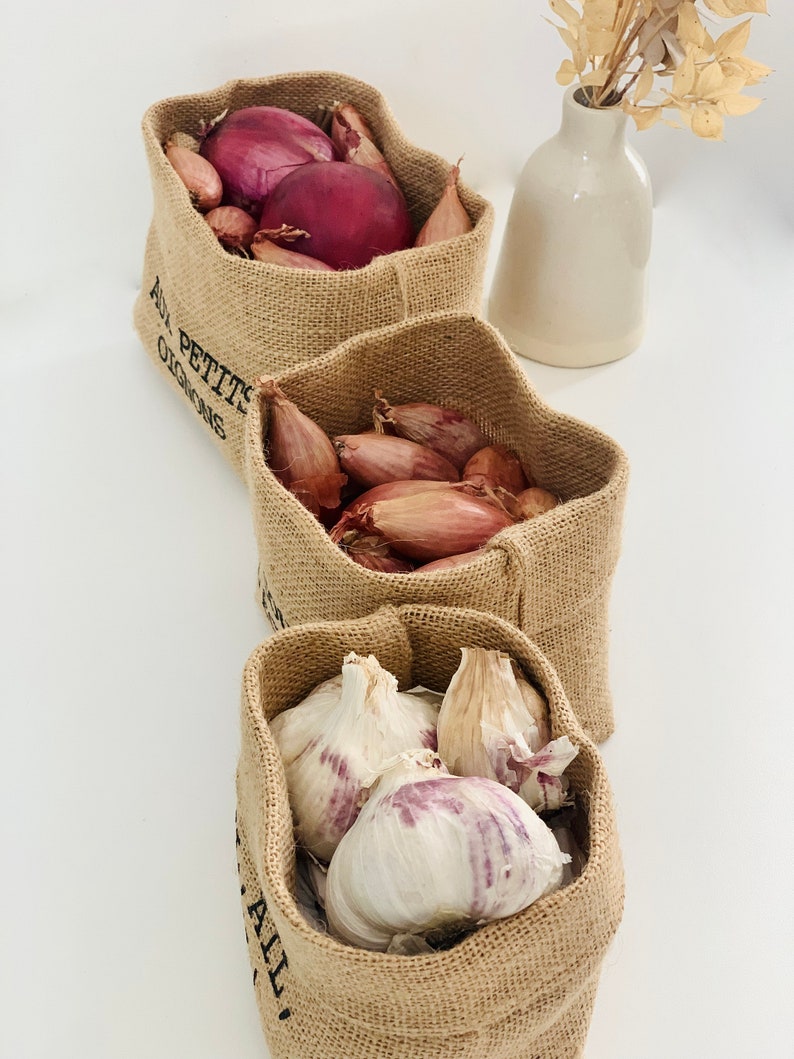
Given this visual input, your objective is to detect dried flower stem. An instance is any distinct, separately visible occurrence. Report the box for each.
[549,1,771,139]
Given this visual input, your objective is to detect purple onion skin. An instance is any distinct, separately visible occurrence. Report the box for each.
[199,106,339,216]
[259,161,414,270]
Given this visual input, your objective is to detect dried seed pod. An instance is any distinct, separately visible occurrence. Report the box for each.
[334,433,459,489]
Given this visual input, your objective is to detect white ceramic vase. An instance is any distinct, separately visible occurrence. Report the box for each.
[488,86,653,368]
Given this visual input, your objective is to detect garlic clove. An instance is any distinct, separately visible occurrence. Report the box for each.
[325,749,568,951]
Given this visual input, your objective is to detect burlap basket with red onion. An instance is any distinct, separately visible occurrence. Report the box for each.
[132,71,493,476]
[245,311,629,743]
[236,603,624,1059]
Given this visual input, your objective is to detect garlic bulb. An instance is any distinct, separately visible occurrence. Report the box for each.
[437,648,577,812]
[269,653,439,862]
[325,750,568,951]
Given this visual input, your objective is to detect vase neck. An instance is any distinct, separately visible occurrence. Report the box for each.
[557,86,627,155]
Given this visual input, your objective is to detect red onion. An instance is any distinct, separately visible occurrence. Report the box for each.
[199,106,338,216]
[334,433,459,488]
[373,394,489,471]
[259,162,414,270]
[205,206,258,251]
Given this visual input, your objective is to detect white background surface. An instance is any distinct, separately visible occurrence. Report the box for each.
[2,3,792,1057]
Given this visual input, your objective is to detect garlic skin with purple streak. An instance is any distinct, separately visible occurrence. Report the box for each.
[325,750,567,951]
[269,654,439,862]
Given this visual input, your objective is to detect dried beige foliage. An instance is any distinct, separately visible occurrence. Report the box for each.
[548,0,771,138]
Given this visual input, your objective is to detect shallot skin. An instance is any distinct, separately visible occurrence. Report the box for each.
[259,162,414,271]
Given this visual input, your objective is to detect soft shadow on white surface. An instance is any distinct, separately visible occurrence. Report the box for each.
[2,3,793,1058]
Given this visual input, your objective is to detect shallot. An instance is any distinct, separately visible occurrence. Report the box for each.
[251,229,335,271]
[463,444,530,495]
[414,161,473,247]
[373,394,489,471]
[165,142,222,211]
[358,490,514,562]
[331,102,401,190]
[259,378,346,516]
[205,206,258,251]
[334,433,459,488]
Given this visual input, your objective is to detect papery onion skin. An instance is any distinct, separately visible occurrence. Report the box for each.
[414,161,473,248]
[199,105,338,216]
[334,433,459,489]
[259,378,346,515]
[361,490,514,562]
[259,161,414,270]
[205,206,258,251]
[165,142,223,211]
[251,230,336,271]
[373,394,489,471]
[463,444,531,495]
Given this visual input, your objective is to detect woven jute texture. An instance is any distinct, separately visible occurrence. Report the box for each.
[245,311,629,742]
[132,71,494,477]
[236,604,624,1059]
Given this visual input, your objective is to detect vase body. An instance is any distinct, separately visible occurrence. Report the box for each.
[488,86,653,368]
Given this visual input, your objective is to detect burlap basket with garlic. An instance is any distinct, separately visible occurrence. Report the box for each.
[245,311,628,743]
[132,70,493,478]
[236,603,624,1059]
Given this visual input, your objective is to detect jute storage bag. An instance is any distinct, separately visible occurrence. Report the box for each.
[236,603,624,1059]
[132,71,494,476]
[245,311,629,743]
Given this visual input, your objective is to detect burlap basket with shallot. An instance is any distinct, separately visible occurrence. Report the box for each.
[132,70,493,477]
[245,311,629,743]
[236,603,624,1059]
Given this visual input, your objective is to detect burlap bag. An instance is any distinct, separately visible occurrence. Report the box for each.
[245,311,629,743]
[132,71,493,476]
[236,603,624,1059]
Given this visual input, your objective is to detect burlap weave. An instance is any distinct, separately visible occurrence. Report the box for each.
[132,71,494,477]
[236,604,624,1059]
[245,312,629,742]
